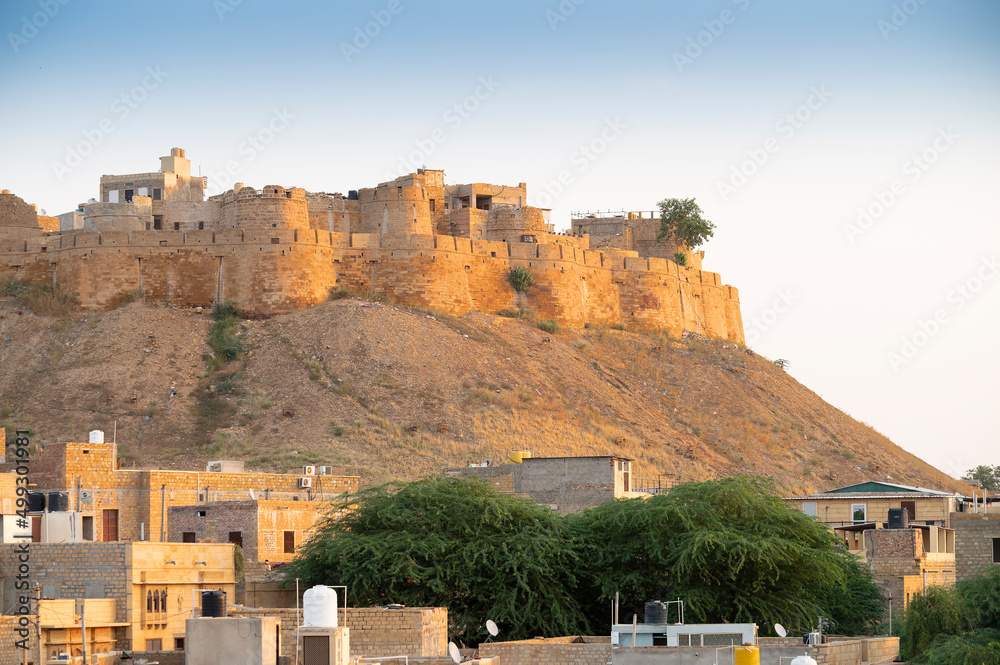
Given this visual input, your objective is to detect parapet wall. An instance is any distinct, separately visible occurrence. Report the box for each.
[0,229,743,342]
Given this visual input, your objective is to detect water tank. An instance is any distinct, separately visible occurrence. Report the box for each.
[303,585,339,627]
[644,601,667,625]
[89,430,105,444]
[27,492,46,512]
[790,656,818,665]
[734,646,760,665]
[47,492,69,512]
[201,590,227,617]
[348,190,358,200]
[888,508,909,529]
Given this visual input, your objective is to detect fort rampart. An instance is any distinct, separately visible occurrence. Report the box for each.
[0,228,743,341]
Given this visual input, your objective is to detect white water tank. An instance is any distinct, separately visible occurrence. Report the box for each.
[303,586,339,627]
[89,430,105,444]
[790,656,818,665]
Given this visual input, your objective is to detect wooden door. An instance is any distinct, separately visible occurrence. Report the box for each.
[102,509,119,541]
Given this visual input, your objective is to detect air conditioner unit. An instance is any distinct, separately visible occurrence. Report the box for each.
[302,465,316,476]
[299,477,313,489]
[300,627,349,665]
[207,462,222,472]
[318,466,333,476]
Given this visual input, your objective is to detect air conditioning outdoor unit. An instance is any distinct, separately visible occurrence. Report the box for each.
[302,465,316,476]
[300,627,349,665]
[318,466,333,476]
[299,477,313,489]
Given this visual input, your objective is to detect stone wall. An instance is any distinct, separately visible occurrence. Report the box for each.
[358,182,433,237]
[0,190,46,238]
[230,606,448,660]
[0,616,37,665]
[953,512,1000,581]
[84,197,153,232]
[1,229,743,342]
[479,636,611,665]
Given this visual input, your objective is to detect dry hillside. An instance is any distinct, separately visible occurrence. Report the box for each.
[0,294,967,495]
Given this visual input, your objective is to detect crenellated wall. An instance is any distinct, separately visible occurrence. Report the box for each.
[0,230,743,342]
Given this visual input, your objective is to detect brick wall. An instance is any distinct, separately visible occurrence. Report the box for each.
[229,606,448,660]
[479,636,612,665]
[953,512,1000,581]
[0,615,37,665]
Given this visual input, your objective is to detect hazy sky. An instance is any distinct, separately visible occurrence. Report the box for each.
[1,0,997,480]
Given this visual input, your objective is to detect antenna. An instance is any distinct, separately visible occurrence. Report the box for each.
[448,642,461,664]
[485,619,499,641]
[774,623,787,638]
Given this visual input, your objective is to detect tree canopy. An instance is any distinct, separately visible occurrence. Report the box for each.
[656,197,716,250]
[286,475,884,642]
[966,464,1000,491]
[283,477,590,643]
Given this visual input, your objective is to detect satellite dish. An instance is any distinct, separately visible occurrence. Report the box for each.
[486,619,499,637]
[775,623,787,638]
[79,490,93,506]
[448,642,461,664]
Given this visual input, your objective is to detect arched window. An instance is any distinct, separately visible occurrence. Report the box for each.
[147,590,152,613]
[153,589,160,613]
[162,589,168,614]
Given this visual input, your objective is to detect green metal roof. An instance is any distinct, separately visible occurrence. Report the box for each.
[825,481,951,495]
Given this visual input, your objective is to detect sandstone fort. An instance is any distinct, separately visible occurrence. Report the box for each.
[1,148,744,342]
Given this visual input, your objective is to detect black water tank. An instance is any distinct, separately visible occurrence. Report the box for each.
[644,600,667,624]
[27,492,46,512]
[348,190,358,200]
[47,492,69,512]
[888,508,909,529]
[202,590,227,617]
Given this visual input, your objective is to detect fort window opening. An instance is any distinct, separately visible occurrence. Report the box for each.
[199,221,205,230]
[82,515,94,540]
[993,538,1000,563]
[397,186,402,198]
[476,195,492,210]
[197,510,206,517]
[173,223,180,231]
[229,531,243,548]
[124,189,134,203]
[152,188,162,201]
[429,199,436,212]
[182,532,196,542]
[153,216,163,230]
[175,638,185,650]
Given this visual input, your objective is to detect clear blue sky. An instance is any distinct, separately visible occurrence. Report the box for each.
[2,0,998,479]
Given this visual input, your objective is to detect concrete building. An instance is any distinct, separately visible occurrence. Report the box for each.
[445,455,645,514]
[785,481,968,528]
[0,541,237,654]
[951,511,1000,581]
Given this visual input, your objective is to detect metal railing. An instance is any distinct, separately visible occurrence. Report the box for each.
[632,478,677,494]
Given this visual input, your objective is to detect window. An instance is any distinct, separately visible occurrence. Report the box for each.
[802,502,818,518]
[429,199,436,212]
[173,222,180,230]
[125,189,134,203]
[283,530,295,553]
[175,637,185,650]
[108,190,120,203]
[198,221,205,230]
[852,504,867,524]
[152,188,162,201]
[229,531,244,548]
[182,532,196,543]
[901,501,916,521]
[993,538,1000,564]
[153,216,163,230]
[102,509,118,541]
[82,515,94,541]
[196,510,206,517]
[145,639,162,651]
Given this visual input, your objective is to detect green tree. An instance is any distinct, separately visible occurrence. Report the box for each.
[283,477,590,643]
[656,197,715,250]
[568,476,875,634]
[507,266,534,293]
[899,586,974,661]
[966,464,1000,491]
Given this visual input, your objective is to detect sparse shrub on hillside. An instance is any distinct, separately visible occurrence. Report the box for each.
[117,288,144,307]
[0,280,30,297]
[304,359,323,381]
[206,300,245,371]
[507,265,534,293]
[328,285,352,300]
[1,281,78,318]
[538,319,561,334]
[573,341,587,350]
[496,308,522,318]
[611,323,625,331]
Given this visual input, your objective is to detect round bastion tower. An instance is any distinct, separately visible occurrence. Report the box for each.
[357,182,432,237]
[217,185,310,233]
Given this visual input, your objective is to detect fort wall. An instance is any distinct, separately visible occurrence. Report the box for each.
[357,183,433,237]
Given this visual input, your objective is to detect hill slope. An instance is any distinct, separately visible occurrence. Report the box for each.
[0,296,967,495]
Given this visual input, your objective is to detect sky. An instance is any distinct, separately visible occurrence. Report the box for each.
[1,0,997,479]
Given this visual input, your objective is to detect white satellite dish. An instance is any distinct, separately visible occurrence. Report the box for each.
[448,642,461,664]
[486,619,499,638]
[79,490,93,506]
[775,623,787,638]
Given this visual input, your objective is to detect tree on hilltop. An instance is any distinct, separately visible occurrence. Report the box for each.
[965,464,1000,492]
[656,197,715,250]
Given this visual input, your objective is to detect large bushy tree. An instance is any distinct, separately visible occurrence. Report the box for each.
[656,197,715,250]
[568,476,878,634]
[283,477,590,643]
[966,464,1000,491]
